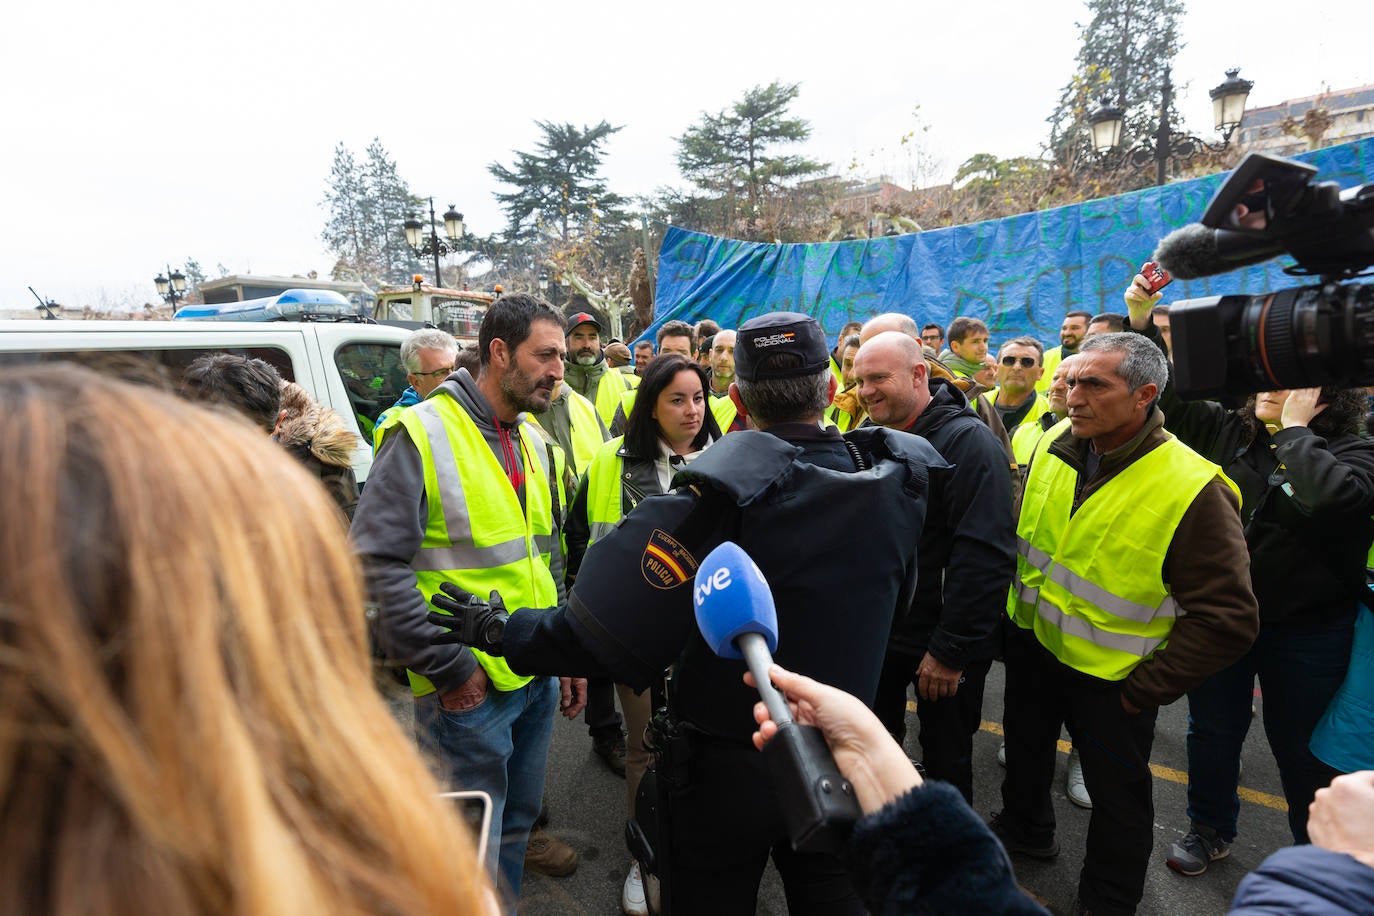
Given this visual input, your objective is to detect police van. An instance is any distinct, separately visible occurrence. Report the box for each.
[0,316,414,484]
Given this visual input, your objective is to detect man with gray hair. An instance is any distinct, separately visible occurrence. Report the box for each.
[373,328,458,450]
[992,331,1258,916]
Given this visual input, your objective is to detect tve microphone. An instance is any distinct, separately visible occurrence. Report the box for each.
[1153,223,1285,280]
[693,541,862,854]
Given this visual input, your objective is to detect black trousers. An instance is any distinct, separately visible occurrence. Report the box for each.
[874,648,993,804]
[584,676,623,741]
[667,734,865,916]
[999,626,1158,916]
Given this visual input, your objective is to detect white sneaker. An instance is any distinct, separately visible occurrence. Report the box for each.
[622,861,649,916]
[1067,747,1092,809]
[997,741,1007,767]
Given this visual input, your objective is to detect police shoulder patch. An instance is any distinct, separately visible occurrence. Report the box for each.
[641,528,698,590]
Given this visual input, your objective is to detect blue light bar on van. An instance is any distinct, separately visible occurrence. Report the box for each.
[174,289,358,321]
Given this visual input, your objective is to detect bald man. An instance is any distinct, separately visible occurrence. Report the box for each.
[852,331,1017,803]
[859,314,1016,467]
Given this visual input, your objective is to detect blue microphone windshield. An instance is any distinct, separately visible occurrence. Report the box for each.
[693,541,779,660]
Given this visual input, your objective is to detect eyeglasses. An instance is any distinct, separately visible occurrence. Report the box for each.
[412,366,455,379]
[1000,356,1038,369]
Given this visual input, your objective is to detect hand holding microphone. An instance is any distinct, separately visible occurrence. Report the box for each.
[693,542,868,853]
[746,664,923,815]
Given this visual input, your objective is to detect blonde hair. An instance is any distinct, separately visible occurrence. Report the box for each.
[0,366,490,914]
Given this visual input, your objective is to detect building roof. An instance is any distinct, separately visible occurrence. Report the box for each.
[1244,84,1374,128]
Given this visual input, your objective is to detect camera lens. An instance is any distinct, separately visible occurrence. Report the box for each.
[1172,282,1374,399]
[1239,282,1374,392]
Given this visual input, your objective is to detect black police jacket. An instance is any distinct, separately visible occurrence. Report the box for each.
[502,422,948,742]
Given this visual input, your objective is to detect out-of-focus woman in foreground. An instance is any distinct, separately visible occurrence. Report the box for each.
[0,365,491,914]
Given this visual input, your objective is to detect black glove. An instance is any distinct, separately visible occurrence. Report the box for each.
[428,584,509,656]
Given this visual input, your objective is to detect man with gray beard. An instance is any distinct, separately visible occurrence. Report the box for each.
[564,312,637,427]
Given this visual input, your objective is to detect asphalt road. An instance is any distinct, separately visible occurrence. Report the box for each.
[518,660,1294,915]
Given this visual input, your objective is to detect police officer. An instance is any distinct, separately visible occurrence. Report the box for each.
[429,312,948,915]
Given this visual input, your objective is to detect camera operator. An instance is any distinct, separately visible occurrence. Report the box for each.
[1123,276,1374,870]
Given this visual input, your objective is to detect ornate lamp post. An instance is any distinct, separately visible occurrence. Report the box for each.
[1088,67,1254,186]
[403,198,465,287]
[153,265,188,308]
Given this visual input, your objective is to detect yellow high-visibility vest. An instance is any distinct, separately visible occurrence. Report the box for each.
[980,388,1052,436]
[1037,345,1066,392]
[379,394,564,694]
[1009,421,1237,681]
[710,394,739,433]
[532,387,604,480]
[583,436,631,544]
[1011,420,1043,466]
[592,369,636,427]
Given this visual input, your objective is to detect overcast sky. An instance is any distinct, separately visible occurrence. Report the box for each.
[2,0,1366,310]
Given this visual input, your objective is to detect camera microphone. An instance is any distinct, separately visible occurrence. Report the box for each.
[692,541,862,854]
[1153,223,1285,280]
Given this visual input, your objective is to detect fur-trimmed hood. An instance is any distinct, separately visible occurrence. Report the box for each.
[274,381,358,469]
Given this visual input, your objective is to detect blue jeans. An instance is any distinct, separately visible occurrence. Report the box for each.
[414,676,558,901]
[1185,612,1354,843]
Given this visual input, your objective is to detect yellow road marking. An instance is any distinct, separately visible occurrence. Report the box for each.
[903,701,1289,811]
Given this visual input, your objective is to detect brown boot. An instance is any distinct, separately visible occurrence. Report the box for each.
[525,826,578,877]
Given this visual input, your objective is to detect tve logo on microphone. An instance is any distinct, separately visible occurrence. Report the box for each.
[693,542,779,660]
[694,566,733,606]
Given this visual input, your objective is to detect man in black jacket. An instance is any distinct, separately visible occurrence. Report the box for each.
[852,330,1017,803]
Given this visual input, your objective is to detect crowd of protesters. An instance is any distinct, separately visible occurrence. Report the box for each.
[3,271,1374,916]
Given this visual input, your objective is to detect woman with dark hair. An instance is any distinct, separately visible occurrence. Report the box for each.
[1124,277,1374,874]
[562,352,721,914]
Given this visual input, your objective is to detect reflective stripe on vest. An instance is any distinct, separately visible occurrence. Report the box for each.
[1008,423,1237,681]
[384,394,562,694]
[584,436,629,544]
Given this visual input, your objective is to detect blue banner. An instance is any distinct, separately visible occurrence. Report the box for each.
[646,138,1374,347]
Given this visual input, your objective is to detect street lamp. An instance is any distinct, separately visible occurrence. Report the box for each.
[403,197,465,287]
[1087,66,1254,186]
[538,270,549,294]
[153,265,188,308]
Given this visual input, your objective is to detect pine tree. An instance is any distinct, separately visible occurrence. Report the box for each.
[321,143,373,280]
[320,139,420,287]
[1045,0,1185,177]
[488,121,628,247]
[675,82,827,239]
[363,139,422,284]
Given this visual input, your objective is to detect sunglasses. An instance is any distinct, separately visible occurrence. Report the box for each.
[1000,356,1038,368]
[413,365,455,379]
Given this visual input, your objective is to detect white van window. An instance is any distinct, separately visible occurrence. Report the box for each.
[334,343,409,441]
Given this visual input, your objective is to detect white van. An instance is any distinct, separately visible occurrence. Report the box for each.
[0,320,414,484]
